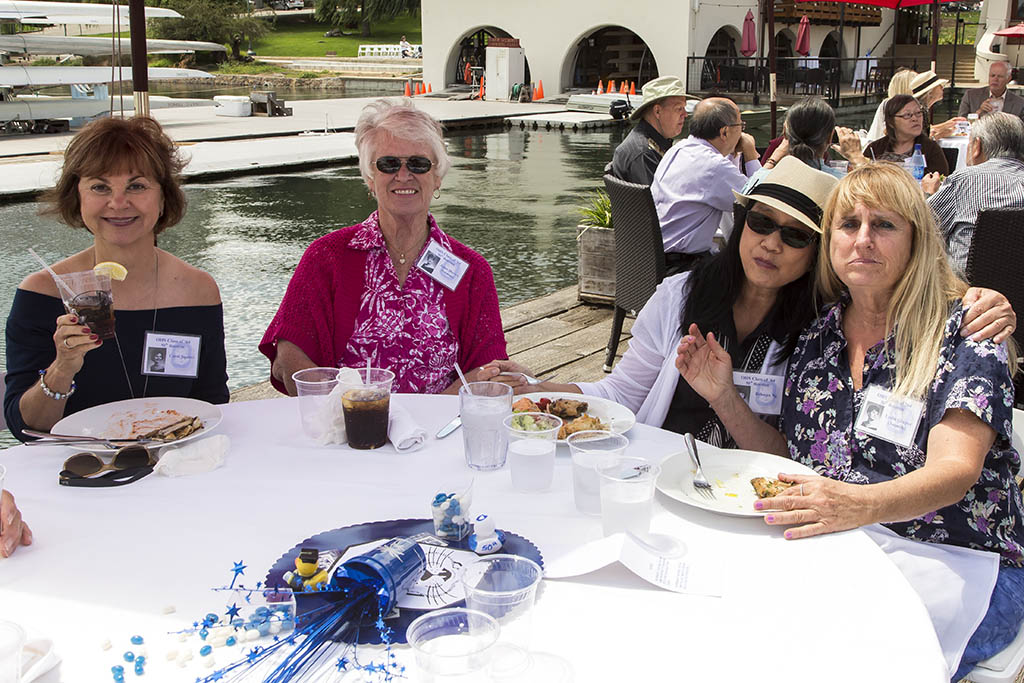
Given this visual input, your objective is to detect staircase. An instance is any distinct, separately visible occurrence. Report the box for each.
[883,44,978,84]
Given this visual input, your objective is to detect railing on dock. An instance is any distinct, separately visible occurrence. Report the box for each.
[685,55,928,106]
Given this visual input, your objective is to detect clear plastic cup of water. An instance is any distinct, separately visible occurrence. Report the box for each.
[292,367,340,440]
[460,382,513,471]
[566,430,629,515]
[407,608,499,683]
[503,413,561,492]
[597,456,661,536]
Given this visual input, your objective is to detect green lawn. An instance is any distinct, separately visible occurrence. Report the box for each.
[252,12,421,58]
[939,10,980,45]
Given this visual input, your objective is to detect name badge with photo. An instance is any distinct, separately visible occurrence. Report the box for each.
[732,371,784,415]
[854,384,925,448]
[142,331,202,378]
[416,240,469,291]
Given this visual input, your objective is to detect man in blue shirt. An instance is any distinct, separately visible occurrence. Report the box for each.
[651,97,761,272]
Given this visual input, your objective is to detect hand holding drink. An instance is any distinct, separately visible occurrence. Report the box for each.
[51,262,127,362]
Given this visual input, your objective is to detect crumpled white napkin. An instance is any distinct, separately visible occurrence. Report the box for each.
[153,434,230,477]
[388,402,426,452]
[315,368,363,445]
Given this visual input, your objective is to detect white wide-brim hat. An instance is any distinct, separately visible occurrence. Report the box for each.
[629,75,699,121]
[731,156,839,234]
[910,70,949,98]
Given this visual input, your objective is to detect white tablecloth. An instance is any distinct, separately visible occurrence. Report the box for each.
[0,395,949,682]
[938,135,970,172]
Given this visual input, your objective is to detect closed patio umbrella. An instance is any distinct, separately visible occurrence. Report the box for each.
[796,15,811,57]
[741,10,757,57]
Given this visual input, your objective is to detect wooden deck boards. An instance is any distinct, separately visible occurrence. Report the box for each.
[229,286,628,401]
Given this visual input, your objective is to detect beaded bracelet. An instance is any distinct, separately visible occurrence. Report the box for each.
[38,369,75,401]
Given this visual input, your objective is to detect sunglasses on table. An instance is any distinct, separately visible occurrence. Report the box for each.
[746,211,818,249]
[375,156,433,174]
[59,445,155,487]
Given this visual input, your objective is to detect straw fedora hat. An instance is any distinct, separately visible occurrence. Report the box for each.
[629,76,698,121]
[910,70,949,98]
[732,156,839,233]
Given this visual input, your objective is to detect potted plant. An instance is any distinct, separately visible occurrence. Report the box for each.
[576,189,615,304]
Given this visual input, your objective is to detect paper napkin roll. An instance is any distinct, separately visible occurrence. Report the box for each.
[388,402,426,452]
[154,434,230,477]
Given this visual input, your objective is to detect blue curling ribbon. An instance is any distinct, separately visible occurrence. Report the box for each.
[329,537,426,614]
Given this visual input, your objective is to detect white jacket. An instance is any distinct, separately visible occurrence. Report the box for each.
[575,272,787,427]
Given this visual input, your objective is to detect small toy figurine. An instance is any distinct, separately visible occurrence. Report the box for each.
[467,513,505,555]
[295,548,318,578]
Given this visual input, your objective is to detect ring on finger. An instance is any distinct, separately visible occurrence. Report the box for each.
[800,483,805,496]
[63,338,72,349]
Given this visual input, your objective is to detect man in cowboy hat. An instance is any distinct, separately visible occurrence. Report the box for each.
[959,61,1024,119]
[610,75,693,185]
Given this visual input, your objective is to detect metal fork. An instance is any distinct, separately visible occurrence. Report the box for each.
[684,432,715,499]
[498,372,555,386]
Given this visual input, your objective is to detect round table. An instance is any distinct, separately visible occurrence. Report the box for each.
[0,395,947,682]
[937,135,970,172]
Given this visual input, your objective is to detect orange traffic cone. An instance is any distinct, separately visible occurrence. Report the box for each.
[629,81,636,95]
[536,80,544,99]
[619,81,627,93]
[427,83,432,93]
[478,76,485,100]
[596,80,604,94]
[417,82,424,95]
[531,82,539,101]
[608,79,615,93]
[404,81,411,97]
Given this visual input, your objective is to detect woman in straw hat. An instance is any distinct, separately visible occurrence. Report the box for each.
[487,157,1011,444]
[911,69,967,139]
[677,162,1023,679]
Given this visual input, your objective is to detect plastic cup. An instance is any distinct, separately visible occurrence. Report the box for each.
[597,456,661,537]
[339,368,394,450]
[503,413,561,492]
[460,382,513,470]
[292,367,341,440]
[60,270,115,340]
[827,160,849,176]
[431,477,474,541]
[407,608,499,683]
[567,430,629,515]
[0,621,24,683]
[460,555,543,678]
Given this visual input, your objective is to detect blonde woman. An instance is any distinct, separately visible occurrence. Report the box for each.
[866,68,917,141]
[676,163,1024,680]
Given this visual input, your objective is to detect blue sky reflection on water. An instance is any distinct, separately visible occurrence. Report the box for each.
[0,127,623,394]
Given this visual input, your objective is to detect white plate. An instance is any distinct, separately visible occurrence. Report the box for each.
[656,444,818,517]
[52,397,223,454]
[515,392,636,444]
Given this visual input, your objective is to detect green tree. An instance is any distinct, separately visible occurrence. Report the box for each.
[149,0,270,60]
[315,0,418,37]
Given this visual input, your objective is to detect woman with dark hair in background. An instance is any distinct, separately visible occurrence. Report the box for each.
[865,94,949,175]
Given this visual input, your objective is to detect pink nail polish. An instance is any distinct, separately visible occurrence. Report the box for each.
[753,501,764,510]
[784,531,793,539]
[765,515,775,522]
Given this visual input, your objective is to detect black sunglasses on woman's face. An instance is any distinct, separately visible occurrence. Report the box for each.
[746,210,818,249]
[375,156,433,174]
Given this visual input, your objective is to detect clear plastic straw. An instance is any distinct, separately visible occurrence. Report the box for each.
[454,362,473,394]
[365,358,371,385]
[28,247,76,302]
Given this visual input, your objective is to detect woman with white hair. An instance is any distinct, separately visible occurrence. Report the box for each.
[260,98,514,395]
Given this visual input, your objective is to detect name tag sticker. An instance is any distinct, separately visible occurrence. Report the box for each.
[854,384,925,448]
[732,371,784,415]
[416,240,469,291]
[142,331,201,378]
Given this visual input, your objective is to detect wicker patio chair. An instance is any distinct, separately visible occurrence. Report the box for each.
[965,207,1024,405]
[601,174,667,372]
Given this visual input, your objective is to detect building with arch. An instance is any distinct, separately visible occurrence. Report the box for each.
[421,0,896,96]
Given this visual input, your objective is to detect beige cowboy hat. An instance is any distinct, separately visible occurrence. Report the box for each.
[629,75,700,121]
[731,156,839,233]
[910,70,949,98]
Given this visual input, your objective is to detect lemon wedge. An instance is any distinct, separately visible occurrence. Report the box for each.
[93,261,128,281]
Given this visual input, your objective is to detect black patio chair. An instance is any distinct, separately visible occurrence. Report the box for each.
[965,207,1024,403]
[941,146,958,173]
[601,174,667,372]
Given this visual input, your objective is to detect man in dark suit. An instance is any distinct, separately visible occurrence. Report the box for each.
[959,61,1024,118]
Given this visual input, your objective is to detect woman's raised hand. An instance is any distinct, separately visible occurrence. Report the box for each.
[53,313,101,371]
[674,323,734,406]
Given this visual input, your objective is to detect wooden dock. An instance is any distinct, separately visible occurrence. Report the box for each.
[229,286,632,401]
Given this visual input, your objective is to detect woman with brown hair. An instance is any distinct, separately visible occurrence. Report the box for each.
[865,94,949,175]
[4,116,228,441]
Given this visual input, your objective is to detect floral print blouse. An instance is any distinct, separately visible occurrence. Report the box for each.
[342,214,459,393]
[781,298,1024,566]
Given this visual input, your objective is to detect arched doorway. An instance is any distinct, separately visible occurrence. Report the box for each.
[820,31,841,60]
[702,27,740,90]
[446,27,530,88]
[565,26,658,90]
[775,30,795,59]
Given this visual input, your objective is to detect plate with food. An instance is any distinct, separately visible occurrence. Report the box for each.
[656,445,818,517]
[52,397,222,453]
[512,392,635,443]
